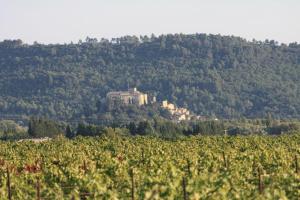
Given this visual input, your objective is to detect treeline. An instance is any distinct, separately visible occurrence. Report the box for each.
[0,120,27,140]
[25,118,227,139]
[0,33,300,122]
[2,117,298,140]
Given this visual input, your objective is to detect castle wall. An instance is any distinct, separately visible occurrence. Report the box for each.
[107,88,148,106]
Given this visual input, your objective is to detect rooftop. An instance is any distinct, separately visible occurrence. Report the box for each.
[107,88,145,96]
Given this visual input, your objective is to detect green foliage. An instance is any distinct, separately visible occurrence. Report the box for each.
[97,102,170,125]
[266,123,300,135]
[28,117,63,138]
[0,134,299,199]
[190,120,225,135]
[126,119,183,138]
[136,121,155,136]
[0,120,24,134]
[76,123,105,137]
[126,119,225,138]
[65,125,75,139]
[0,120,27,140]
[1,34,300,121]
[3,118,300,140]
[153,118,183,138]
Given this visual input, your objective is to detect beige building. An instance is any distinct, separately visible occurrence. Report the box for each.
[161,100,193,122]
[162,100,175,110]
[107,88,148,106]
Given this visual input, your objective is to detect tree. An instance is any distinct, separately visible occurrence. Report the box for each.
[128,122,137,135]
[265,113,273,128]
[76,123,104,137]
[65,125,75,138]
[27,117,62,138]
[136,121,155,135]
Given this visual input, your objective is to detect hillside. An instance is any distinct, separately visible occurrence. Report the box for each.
[0,34,300,121]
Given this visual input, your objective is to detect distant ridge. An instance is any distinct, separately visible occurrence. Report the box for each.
[0,33,299,121]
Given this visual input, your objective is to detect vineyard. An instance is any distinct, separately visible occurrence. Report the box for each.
[0,134,299,199]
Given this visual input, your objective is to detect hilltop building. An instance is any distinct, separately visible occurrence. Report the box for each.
[107,88,148,106]
[106,89,203,121]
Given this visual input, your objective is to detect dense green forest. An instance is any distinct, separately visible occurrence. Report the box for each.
[0,34,300,122]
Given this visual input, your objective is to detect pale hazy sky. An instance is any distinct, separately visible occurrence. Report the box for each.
[1,0,299,44]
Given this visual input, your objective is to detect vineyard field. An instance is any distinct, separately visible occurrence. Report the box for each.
[0,134,299,199]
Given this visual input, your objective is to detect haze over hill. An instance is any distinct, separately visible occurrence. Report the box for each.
[0,33,299,122]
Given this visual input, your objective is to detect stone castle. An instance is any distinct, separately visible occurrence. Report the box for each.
[106,88,148,106]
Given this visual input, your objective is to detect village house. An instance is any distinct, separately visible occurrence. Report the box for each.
[161,100,193,122]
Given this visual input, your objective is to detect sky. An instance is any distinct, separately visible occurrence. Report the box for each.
[0,0,299,44]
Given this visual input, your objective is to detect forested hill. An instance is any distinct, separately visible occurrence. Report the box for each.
[0,34,300,121]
